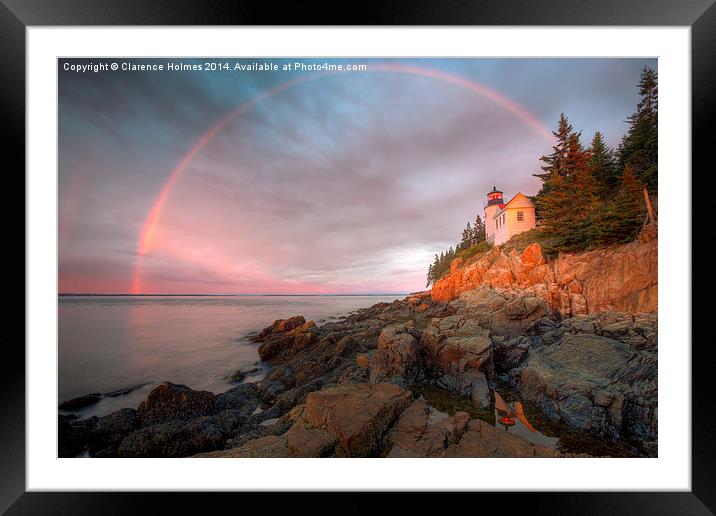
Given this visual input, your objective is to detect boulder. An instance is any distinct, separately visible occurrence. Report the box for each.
[283,425,339,457]
[386,400,470,457]
[118,416,225,457]
[257,320,318,362]
[294,360,328,387]
[419,315,492,391]
[492,335,532,372]
[59,392,102,411]
[333,335,359,357]
[255,380,288,404]
[136,382,215,427]
[214,383,260,413]
[450,287,552,337]
[337,365,371,384]
[517,330,657,440]
[193,424,338,458]
[561,312,657,351]
[199,383,413,458]
[442,419,556,458]
[370,322,421,385]
[263,363,296,388]
[273,379,325,411]
[91,408,139,450]
[212,408,253,437]
[256,316,306,340]
[195,435,292,458]
[385,399,555,458]
[58,415,97,457]
[301,382,413,457]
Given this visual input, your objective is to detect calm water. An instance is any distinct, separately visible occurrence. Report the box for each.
[59,295,401,418]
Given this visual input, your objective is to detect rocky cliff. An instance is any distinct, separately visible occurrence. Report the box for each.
[431,225,657,317]
[59,287,657,458]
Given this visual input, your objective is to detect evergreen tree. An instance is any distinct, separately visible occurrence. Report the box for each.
[589,131,619,197]
[533,113,576,219]
[538,131,599,251]
[619,67,658,194]
[593,164,646,245]
[473,214,486,242]
[534,113,574,181]
[459,222,473,250]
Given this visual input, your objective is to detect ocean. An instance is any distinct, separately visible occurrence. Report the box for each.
[58,295,402,418]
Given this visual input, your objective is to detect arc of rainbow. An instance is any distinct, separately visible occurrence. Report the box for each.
[131,63,554,294]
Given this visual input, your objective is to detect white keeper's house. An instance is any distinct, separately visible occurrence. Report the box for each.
[484,186,537,246]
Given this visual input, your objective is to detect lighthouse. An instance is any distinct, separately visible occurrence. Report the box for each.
[484,185,537,246]
[484,186,504,245]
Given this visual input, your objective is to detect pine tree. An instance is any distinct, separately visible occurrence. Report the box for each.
[619,67,658,194]
[538,131,599,251]
[459,222,473,250]
[534,113,574,181]
[533,113,576,220]
[589,131,619,197]
[593,164,646,245]
[438,251,446,280]
[473,214,486,242]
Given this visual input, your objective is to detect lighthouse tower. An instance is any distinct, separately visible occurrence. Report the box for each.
[484,186,504,244]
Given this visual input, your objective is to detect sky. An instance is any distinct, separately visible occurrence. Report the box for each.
[58,57,657,295]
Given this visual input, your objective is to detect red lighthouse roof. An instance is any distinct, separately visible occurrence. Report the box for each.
[486,185,504,207]
[488,185,503,195]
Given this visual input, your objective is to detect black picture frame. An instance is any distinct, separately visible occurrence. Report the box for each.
[4,0,712,513]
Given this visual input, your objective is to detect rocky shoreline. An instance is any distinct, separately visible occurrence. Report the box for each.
[59,280,657,458]
[431,225,658,317]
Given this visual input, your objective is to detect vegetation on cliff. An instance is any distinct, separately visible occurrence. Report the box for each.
[534,67,657,253]
[425,215,489,287]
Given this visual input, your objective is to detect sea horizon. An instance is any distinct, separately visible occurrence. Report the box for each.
[58,293,406,415]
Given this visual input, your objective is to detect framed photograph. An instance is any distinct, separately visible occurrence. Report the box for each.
[6,0,712,512]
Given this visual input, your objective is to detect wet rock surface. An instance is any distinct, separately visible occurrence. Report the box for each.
[137,382,216,427]
[59,392,103,411]
[59,288,657,458]
[516,312,657,441]
[370,322,422,385]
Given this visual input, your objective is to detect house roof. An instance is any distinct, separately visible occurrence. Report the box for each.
[492,192,534,219]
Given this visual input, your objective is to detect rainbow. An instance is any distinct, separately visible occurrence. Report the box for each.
[130,63,554,294]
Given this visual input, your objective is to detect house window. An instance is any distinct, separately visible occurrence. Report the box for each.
[517,211,524,222]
